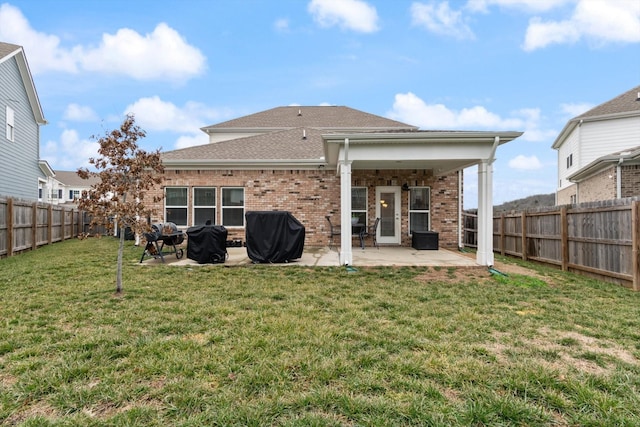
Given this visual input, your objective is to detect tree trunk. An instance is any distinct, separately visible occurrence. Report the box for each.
[116,226,124,294]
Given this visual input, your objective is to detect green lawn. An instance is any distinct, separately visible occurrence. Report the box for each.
[1,238,639,426]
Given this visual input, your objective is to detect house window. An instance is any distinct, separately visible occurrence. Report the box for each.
[570,194,577,204]
[222,187,244,227]
[6,106,14,141]
[38,187,43,199]
[193,187,216,225]
[58,189,63,200]
[165,187,188,226]
[409,187,430,233]
[566,153,573,169]
[69,190,80,200]
[351,187,367,225]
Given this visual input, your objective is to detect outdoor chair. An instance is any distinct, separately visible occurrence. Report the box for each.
[325,215,341,249]
[361,217,380,249]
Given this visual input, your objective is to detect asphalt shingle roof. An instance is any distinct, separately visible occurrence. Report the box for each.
[202,106,416,131]
[54,171,100,186]
[162,127,326,161]
[0,41,20,60]
[575,85,640,119]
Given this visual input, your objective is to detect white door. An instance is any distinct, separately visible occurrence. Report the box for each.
[376,186,401,245]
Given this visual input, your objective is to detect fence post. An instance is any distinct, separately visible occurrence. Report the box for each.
[632,201,639,291]
[561,206,568,271]
[521,211,527,261]
[32,202,37,250]
[47,204,53,244]
[500,213,505,256]
[7,197,13,256]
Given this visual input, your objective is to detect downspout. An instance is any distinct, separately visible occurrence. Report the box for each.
[617,156,624,199]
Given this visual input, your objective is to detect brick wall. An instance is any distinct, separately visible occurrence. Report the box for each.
[148,168,460,248]
[556,185,576,205]
[621,164,640,198]
[578,166,616,202]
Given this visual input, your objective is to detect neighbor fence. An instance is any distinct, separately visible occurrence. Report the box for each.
[463,198,640,291]
[0,197,97,258]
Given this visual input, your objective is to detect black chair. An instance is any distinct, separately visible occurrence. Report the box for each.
[325,215,341,249]
[361,217,380,249]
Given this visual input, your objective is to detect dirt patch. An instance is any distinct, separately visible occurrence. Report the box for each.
[414,258,550,285]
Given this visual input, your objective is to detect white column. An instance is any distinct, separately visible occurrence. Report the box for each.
[476,161,494,266]
[339,160,353,265]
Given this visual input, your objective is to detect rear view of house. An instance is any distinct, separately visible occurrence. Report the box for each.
[0,41,48,200]
[151,105,522,266]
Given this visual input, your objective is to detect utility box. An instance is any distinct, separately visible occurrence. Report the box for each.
[412,231,439,250]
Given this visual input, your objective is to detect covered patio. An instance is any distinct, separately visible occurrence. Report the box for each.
[322,130,523,267]
[140,245,479,268]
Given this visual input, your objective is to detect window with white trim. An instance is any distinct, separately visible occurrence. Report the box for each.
[165,187,188,226]
[409,187,430,233]
[221,187,244,226]
[6,106,14,141]
[193,187,216,225]
[69,189,80,201]
[351,187,367,225]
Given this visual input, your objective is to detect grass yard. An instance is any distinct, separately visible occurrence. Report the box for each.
[1,237,639,426]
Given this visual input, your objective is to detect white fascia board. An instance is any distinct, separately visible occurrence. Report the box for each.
[568,147,640,182]
[11,48,47,125]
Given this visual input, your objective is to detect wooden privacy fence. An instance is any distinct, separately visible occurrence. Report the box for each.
[463,198,640,291]
[0,197,89,257]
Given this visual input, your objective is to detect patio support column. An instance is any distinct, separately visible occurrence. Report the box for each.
[476,160,494,266]
[339,138,353,265]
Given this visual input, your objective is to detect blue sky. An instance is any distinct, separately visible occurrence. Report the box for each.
[2,0,639,208]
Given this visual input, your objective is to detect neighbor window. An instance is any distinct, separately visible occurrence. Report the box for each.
[69,189,80,200]
[566,153,573,169]
[193,187,216,225]
[409,187,430,233]
[6,106,14,141]
[165,187,188,226]
[351,187,367,225]
[221,187,244,226]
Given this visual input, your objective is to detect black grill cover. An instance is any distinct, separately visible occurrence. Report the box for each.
[245,211,305,263]
[186,225,228,264]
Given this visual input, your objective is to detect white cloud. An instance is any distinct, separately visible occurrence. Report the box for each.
[508,154,543,170]
[523,0,640,50]
[411,1,475,39]
[0,3,77,73]
[42,129,100,170]
[560,102,594,118]
[0,4,205,81]
[308,0,379,33]
[274,18,290,32]
[63,104,99,122]
[175,133,209,149]
[387,92,557,142]
[466,0,573,14]
[76,23,206,81]
[124,96,221,134]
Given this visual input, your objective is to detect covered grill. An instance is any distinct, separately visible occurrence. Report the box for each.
[186,224,228,264]
[140,222,185,263]
[245,211,305,263]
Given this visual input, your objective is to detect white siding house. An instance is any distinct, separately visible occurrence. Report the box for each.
[0,41,48,200]
[553,85,640,204]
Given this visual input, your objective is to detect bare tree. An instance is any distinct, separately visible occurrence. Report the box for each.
[78,114,164,294]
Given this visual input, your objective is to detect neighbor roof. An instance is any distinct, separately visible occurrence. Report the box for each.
[201,106,417,132]
[0,41,46,125]
[54,171,100,187]
[568,145,640,182]
[552,85,640,149]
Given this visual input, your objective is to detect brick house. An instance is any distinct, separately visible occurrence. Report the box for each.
[553,85,640,205]
[150,106,522,266]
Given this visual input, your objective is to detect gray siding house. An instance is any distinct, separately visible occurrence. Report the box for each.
[0,41,48,200]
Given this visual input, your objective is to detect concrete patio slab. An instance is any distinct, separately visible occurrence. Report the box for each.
[138,245,478,268]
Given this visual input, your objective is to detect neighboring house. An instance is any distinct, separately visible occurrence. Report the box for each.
[152,106,522,266]
[553,85,640,205]
[0,41,48,200]
[52,170,100,205]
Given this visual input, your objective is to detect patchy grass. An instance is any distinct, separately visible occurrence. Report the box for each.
[1,238,639,426]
